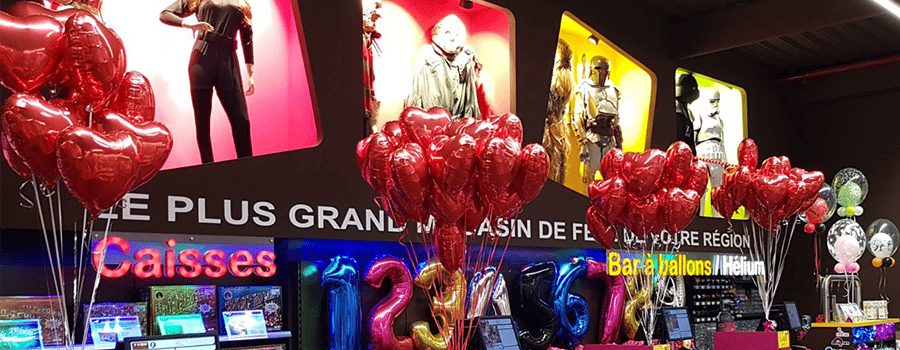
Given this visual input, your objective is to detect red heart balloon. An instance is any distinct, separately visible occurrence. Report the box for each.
[8,1,87,25]
[682,161,710,194]
[49,97,87,126]
[760,156,789,176]
[435,224,465,272]
[366,133,396,193]
[390,143,430,205]
[587,206,615,249]
[0,12,65,93]
[430,186,467,224]
[105,71,155,124]
[446,117,475,137]
[753,173,790,212]
[477,137,521,200]
[742,183,760,212]
[711,187,738,220]
[383,193,407,227]
[600,148,624,180]
[663,141,693,188]
[387,187,427,224]
[781,179,808,216]
[723,165,754,203]
[625,193,662,238]
[738,138,758,168]
[490,114,523,144]
[621,149,666,198]
[356,134,374,182]
[399,107,451,148]
[664,188,700,233]
[56,126,140,218]
[462,121,497,146]
[2,94,79,187]
[1,128,31,179]
[63,13,126,109]
[381,120,404,140]
[750,207,785,232]
[589,177,628,225]
[432,134,477,195]
[492,190,523,220]
[512,143,549,202]
[460,192,487,232]
[798,170,825,211]
[93,111,172,190]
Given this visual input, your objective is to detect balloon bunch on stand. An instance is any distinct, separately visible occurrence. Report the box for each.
[0,3,172,348]
[585,141,707,344]
[821,168,870,302]
[709,138,823,330]
[356,106,549,349]
[866,219,899,300]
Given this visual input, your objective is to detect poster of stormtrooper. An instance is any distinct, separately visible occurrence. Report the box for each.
[361,0,514,133]
[543,12,656,195]
[674,69,748,219]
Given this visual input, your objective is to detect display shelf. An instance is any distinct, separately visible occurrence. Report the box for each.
[811,318,898,328]
[43,331,293,349]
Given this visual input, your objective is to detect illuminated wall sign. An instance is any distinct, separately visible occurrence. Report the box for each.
[91,232,275,279]
[606,250,763,277]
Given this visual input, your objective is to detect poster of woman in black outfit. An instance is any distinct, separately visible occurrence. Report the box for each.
[160,0,255,164]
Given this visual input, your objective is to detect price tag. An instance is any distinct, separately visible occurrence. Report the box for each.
[654,345,670,350]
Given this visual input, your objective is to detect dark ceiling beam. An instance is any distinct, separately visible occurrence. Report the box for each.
[670,0,885,59]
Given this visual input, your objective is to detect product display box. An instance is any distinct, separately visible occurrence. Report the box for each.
[218,286,283,331]
[143,285,217,335]
[0,296,66,345]
[81,302,149,337]
[714,331,790,350]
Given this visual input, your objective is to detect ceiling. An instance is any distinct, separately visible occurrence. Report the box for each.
[642,0,900,78]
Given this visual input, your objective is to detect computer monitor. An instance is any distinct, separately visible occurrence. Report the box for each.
[119,333,218,350]
[783,301,801,330]
[467,316,522,350]
[662,308,694,341]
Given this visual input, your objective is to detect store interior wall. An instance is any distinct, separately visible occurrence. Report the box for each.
[0,0,838,346]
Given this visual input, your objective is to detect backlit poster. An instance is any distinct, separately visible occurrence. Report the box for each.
[93,0,319,168]
[543,12,656,196]
[674,68,748,219]
[362,0,514,132]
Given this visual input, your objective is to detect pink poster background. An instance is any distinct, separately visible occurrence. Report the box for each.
[99,0,318,169]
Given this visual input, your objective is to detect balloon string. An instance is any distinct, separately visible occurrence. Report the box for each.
[81,205,116,349]
[18,181,34,208]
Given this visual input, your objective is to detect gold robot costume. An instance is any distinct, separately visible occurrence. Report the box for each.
[544,39,575,184]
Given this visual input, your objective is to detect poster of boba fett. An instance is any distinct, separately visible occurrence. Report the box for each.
[543,12,656,196]
[675,68,748,219]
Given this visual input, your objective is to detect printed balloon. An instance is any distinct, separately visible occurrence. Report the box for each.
[866,219,899,259]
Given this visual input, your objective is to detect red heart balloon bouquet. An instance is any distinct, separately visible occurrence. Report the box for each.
[356,107,549,271]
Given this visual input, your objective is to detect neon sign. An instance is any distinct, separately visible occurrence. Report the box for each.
[92,236,276,279]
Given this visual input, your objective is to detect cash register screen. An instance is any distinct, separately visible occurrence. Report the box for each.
[662,308,694,341]
[123,333,217,350]
[478,316,522,350]
[784,301,801,330]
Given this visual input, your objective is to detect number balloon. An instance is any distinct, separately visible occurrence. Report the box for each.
[552,257,590,348]
[512,262,558,350]
[365,256,414,350]
[321,256,361,350]
[411,259,466,350]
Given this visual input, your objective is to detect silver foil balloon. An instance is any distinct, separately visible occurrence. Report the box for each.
[490,272,511,315]
[466,267,511,318]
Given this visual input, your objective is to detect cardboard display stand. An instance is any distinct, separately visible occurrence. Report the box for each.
[713,331,790,350]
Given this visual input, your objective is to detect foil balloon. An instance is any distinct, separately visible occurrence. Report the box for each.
[106,71,155,123]
[513,262,558,350]
[468,267,499,318]
[827,219,866,265]
[586,260,625,344]
[390,142,430,205]
[819,184,838,221]
[411,259,465,350]
[621,149,666,198]
[512,144,550,202]
[56,127,140,217]
[2,94,80,187]
[365,256,414,350]
[832,168,868,207]
[491,272,512,316]
[93,111,172,190]
[434,224,465,272]
[8,1,87,25]
[477,136,521,200]
[0,12,65,93]
[1,131,31,179]
[321,256,361,350]
[399,107,451,148]
[552,257,590,348]
[365,133,396,193]
[64,12,127,109]
[866,219,899,259]
[623,277,652,340]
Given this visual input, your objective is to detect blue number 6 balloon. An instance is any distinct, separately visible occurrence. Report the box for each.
[552,257,590,348]
[322,256,361,350]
